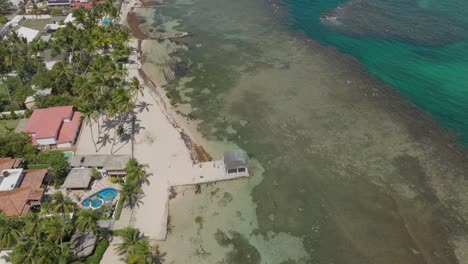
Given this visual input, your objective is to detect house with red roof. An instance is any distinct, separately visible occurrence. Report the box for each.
[23,106,82,149]
[70,1,93,9]
[0,169,48,216]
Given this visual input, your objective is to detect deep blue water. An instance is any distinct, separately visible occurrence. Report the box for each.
[284,0,468,143]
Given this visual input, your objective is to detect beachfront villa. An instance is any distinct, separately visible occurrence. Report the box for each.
[223,150,249,177]
[68,155,131,177]
[62,168,92,190]
[23,105,82,149]
[0,168,48,216]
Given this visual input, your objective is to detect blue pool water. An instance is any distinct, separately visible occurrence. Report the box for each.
[82,188,117,208]
[91,199,103,208]
[99,188,117,201]
[103,17,112,25]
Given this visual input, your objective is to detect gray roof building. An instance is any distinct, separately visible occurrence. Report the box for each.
[68,155,131,171]
[223,150,247,170]
[62,168,92,189]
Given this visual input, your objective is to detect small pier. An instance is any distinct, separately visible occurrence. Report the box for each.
[168,150,250,186]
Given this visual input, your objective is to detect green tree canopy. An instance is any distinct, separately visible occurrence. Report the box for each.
[0,131,37,158]
[25,151,69,183]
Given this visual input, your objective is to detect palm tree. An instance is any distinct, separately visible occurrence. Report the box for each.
[120,182,144,209]
[0,214,23,248]
[91,168,102,180]
[114,227,141,254]
[126,158,149,186]
[41,216,73,243]
[6,238,40,264]
[125,239,155,264]
[50,192,76,216]
[37,239,71,264]
[75,209,100,233]
[128,77,144,102]
[22,213,41,238]
[127,77,144,157]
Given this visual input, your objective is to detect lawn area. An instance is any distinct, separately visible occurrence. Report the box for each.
[0,119,20,132]
[22,18,55,34]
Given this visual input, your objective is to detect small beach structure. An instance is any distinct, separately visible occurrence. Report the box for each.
[223,150,249,177]
[68,155,131,177]
[23,105,82,149]
[62,168,92,190]
[16,27,40,43]
[70,232,97,258]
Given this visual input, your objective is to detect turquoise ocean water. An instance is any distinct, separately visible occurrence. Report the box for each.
[287,0,468,143]
[144,0,468,262]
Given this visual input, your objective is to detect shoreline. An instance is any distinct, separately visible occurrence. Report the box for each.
[122,0,214,163]
[127,0,468,160]
[119,0,468,263]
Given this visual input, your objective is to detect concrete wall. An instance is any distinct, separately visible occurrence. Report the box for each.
[57,142,72,149]
[37,137,56,145]
[0,110,25,117]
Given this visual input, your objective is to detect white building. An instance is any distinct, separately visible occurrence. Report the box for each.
[0,169,24,192]
[16,27,40,43]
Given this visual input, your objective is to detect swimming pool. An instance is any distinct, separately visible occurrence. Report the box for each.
[82,188,117,209]
[103,17,112,25]
[63,151,74,158]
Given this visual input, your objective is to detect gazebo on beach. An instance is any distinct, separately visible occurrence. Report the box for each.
[223,150,249,177]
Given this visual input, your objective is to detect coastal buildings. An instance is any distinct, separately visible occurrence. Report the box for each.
[47,0,71,6]
[62,168,92,190]
[23,105,82,149]
[15,27,40,43]
[0,157,24,171]
[68,155,131,177]
[0,168,48,216]
[223,150,249,177]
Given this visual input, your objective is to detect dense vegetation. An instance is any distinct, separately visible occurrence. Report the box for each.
[0,159,155,263]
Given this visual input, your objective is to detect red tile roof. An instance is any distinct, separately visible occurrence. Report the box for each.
[70,2,92,9]
[23,106,81,145]
[0,169,47,216]
[0,158,23,171]
[0,187,44,216]
[20,169,48,189]
[57,111,82,143]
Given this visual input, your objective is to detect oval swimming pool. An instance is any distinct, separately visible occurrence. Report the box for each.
[82,188,117,209]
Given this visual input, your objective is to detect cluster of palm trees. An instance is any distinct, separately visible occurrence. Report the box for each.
[114,227,160,264]
[0,192,92,263]
[0,157,153,263]
[120,158,150,210]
